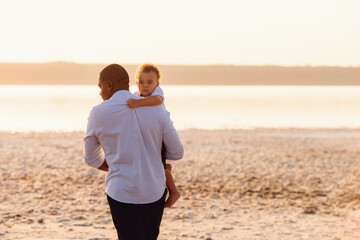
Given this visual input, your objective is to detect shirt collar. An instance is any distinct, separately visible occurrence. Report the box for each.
[109,90,137,104]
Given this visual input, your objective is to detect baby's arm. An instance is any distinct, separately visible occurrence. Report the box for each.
[127,95,163,109]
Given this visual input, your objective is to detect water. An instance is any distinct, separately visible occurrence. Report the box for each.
[0,85,359,131]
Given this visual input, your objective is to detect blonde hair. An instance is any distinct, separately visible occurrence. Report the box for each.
[135,63,162,82]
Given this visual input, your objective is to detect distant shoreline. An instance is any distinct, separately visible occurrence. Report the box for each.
[0,62,359,85]
[1,83,360,86]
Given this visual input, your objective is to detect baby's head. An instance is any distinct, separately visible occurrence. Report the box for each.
[135,63,162,97]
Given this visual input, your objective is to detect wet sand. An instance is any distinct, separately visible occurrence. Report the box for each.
[0,129,359,239]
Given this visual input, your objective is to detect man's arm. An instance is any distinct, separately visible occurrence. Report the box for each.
[84,108,106,169]
[162,111,184,160]
[127,95,163,109]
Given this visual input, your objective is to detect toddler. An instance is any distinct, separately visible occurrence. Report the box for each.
[127,63,181,208]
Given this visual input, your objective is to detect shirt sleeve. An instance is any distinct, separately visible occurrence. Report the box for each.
[83,108,106,168]
[162,111,184,160]
[151,86,165,101]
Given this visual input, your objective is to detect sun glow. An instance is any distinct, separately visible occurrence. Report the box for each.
[0,0,359,66]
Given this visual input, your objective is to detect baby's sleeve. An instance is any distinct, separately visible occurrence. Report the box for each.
[151,86,165,100]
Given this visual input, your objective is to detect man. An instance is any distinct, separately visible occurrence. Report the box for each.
[84,64,184,240]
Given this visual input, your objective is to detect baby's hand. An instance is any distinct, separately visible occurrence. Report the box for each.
[127,98,138,109]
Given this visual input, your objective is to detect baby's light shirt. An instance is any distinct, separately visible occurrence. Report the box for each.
[134,86,165,106]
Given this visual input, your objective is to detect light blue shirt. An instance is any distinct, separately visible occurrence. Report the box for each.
[84,90,183,204]
[134,86,165,101]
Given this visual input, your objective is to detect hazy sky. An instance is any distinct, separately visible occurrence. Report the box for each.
[0,0,359,66]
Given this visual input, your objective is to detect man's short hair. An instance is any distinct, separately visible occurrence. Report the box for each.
[135,63,162,82]
[99,64,129,88]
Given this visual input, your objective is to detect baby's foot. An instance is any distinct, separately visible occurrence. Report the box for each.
[164,191,181,208]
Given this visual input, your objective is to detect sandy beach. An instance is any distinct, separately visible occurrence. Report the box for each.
[0,129,359,240]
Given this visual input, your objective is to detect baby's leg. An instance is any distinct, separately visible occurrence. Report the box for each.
[164,168,181,208]
[166,163,172,172]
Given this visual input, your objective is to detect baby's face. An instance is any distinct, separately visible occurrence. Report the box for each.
[137,71,159,97]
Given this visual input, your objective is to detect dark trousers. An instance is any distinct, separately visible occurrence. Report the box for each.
[107,190,167,240]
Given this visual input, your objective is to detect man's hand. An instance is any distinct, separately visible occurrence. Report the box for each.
[127,98,139,109]
[98,159,109,172]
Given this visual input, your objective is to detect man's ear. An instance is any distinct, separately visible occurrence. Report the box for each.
[107,80,114,90]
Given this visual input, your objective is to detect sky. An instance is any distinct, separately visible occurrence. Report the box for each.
[0,0,359,66]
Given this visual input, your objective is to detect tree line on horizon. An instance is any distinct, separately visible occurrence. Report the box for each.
[0,62,359,85]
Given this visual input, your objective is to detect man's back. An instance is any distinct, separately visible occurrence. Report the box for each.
[84,90,183,204]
